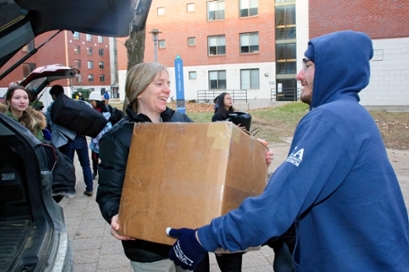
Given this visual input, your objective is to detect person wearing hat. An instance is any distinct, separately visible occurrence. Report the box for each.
[166,30,409,271]
[77,92,84,100]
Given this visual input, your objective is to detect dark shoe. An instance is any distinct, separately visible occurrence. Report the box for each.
[83,190,93,196]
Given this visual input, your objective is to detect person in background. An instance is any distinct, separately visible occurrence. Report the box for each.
[167,30,409,271]
[1,85,45,140]
[46,85,94,196]
[104,90,110,104]
[2,85,75,203]
[212,92,234,122]
[212,92,294,272]
[88,91,112,180]
[77,92,84,101]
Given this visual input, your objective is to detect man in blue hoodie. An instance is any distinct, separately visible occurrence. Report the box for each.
[166,30,409,271]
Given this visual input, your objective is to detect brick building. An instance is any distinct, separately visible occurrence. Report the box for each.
[116,0,309,109]
[309,0,409,109]
[116,0,408,109]
[0,30,114,106]
[2,0,407,109]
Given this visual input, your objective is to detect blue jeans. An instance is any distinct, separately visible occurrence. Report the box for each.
[59,135,93,192]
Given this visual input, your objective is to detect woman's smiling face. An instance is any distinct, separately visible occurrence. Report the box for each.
[137,69,171,115]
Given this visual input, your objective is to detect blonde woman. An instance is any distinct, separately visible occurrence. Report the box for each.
[96,62,210,272]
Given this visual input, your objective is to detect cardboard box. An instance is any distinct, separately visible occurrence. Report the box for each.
[118,122,268,245]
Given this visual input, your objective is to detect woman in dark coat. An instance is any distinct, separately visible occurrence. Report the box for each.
[212,92,234,122]
[96,62,209,272]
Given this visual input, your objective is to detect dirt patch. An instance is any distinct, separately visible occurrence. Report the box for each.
[371,111,409,150]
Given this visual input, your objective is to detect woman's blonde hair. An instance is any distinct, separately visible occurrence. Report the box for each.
[125,62,167,112]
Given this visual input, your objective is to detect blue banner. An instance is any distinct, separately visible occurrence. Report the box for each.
[174,56,185,113]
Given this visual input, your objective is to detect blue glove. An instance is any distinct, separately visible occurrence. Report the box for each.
[167,227,208,270]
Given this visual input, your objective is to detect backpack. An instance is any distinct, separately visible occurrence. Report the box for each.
[50,94,107,137]
[41,141,76,199]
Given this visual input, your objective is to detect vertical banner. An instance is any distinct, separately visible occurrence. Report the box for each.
[174,55,186,113]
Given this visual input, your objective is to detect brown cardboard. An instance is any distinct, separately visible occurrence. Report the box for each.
[118,122,268,245]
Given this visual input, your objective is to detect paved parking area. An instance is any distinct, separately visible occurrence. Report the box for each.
[59,142,409,271]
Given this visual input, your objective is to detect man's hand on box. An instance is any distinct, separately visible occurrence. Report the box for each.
[110,214,135,241]
[257,138,274,166]
[166,227,208,270]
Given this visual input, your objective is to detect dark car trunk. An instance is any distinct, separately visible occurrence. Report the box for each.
[0,114,72,272]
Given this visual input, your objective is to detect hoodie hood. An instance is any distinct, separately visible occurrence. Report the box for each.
[305,30,373,109]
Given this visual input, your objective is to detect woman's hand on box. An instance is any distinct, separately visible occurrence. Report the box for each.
[265,149,273,166]
[110,214,135,241]
[257,138,273,166]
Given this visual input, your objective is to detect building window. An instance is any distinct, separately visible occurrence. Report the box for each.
[187,3,195,12]
[99,61,104,69]
[276,43,296,74]
[158,40,166,49]
[208,35,226,56]
[74,45,80,54]
[98,36,103,43]
[241,69,259,89]
[86,34,92,41]
[189,71,197,80]
[88,74,94,82]
[157,7,164,15]
[22,40,34,52]
[76,74,82,83]
[87,46,92,55]
[276,5,296,40]
[22,63,36,77]
[240,32,259,53]
[87,61,93,69]
[209,70,226,89]
[187,37,196,46]
[99,48,104,56]
[75,59,81,68]
[73,32,80,39]
[100,75,105,82]
[240,0,258,17]
[207,1,225,21]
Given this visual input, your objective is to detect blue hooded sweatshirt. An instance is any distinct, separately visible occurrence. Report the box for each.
[197,30,409,271]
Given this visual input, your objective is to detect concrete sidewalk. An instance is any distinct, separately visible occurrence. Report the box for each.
[59,142,409,271]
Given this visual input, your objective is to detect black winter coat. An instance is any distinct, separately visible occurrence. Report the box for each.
[96,105,192,263]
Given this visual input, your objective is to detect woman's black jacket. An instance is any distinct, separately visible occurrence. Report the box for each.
[96,105,192,262]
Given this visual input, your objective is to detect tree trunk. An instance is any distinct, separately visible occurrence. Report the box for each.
[122,27,146,111]
[125,28,146,70]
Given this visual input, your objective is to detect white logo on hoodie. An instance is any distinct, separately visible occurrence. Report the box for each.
[286,148,304,167]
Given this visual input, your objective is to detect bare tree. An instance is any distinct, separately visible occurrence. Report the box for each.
[121,27,146,112]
